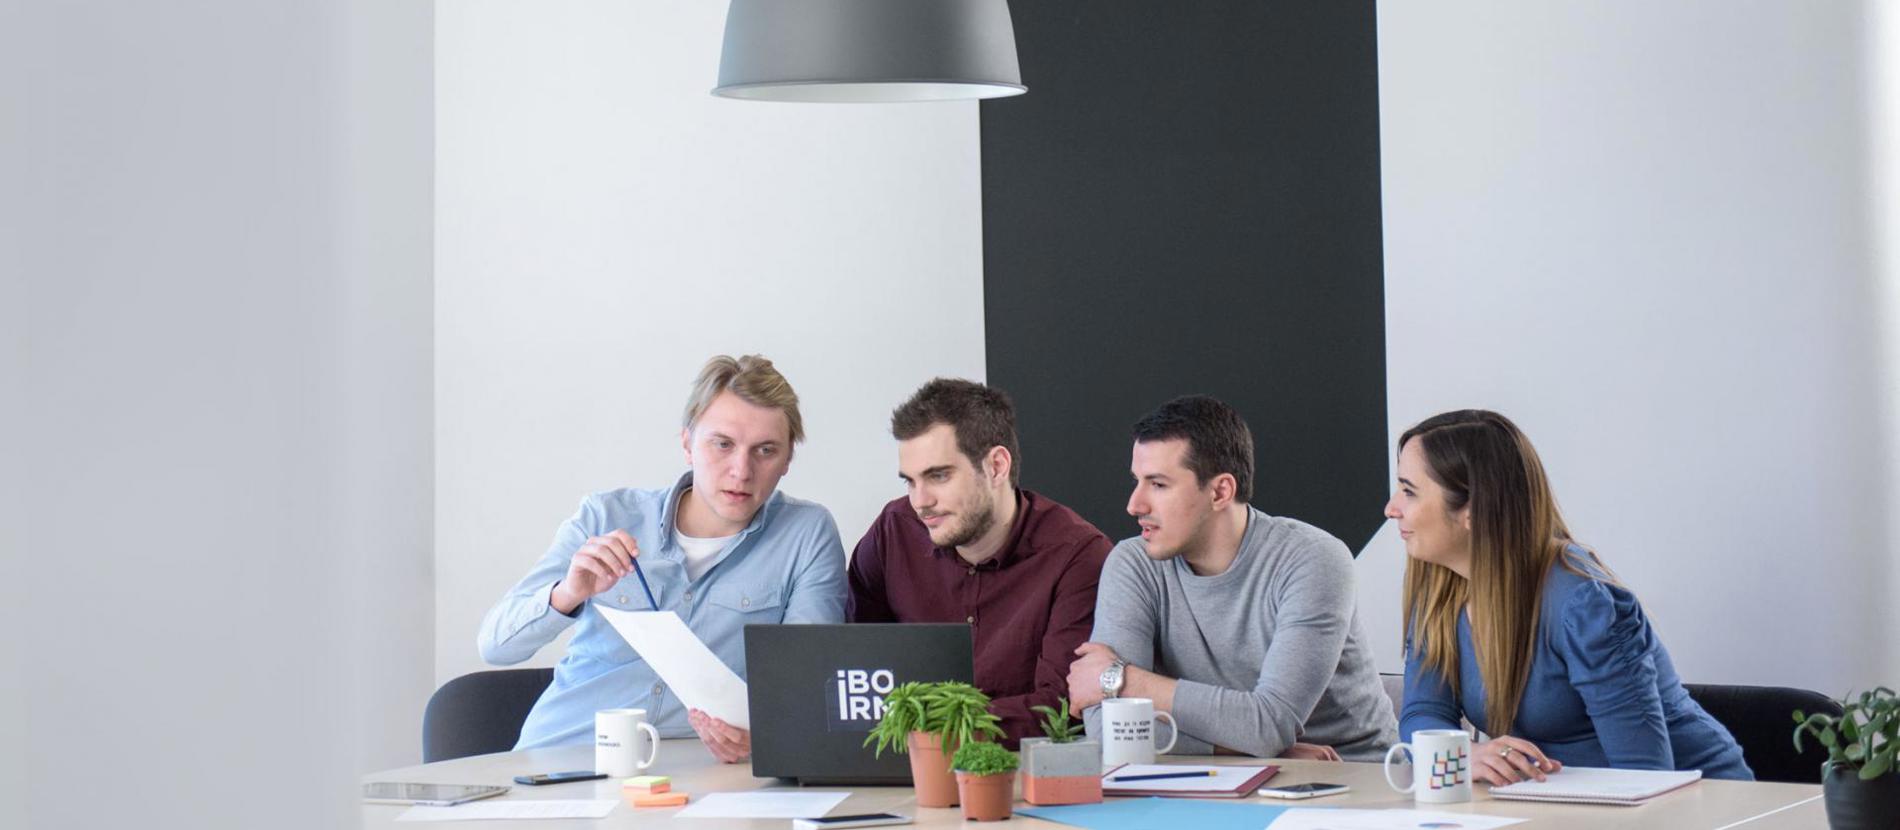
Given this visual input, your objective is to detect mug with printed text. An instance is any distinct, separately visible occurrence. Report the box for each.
[1383,729,1473,804]
[595,708,661,777]
[1100,697,1178,767]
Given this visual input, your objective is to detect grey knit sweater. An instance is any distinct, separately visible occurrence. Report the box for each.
[1084,507,1397,761]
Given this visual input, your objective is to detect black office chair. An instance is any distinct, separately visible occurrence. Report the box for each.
[1685,683,1842,784]
[422,668,555,763]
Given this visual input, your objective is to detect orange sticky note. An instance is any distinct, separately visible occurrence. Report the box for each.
[631,791,689,807]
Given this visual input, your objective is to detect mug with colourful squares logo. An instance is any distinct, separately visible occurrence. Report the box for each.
[1382,729,1473,804]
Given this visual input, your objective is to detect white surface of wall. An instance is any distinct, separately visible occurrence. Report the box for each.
[1367,1,1897,694]
[9,2,434,826]
[435,1,987,685]
[1872,0,1900,689]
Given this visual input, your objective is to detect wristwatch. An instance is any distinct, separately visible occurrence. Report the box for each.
[1100,658,1127,700]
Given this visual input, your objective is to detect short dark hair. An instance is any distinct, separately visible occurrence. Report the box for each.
[1131,395,1254,502]
[891,378,1021,486]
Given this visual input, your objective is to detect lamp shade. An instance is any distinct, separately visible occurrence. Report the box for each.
[713,0,1026,102]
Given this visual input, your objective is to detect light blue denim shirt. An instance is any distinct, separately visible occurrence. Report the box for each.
[478,472,847,749]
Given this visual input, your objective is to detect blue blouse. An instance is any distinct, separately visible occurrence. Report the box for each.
[1400,552,1752,780]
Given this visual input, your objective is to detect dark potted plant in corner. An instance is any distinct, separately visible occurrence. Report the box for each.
[1020,698,1103,805]
[952,739,1020,821]
[864,681,1005,808]
[1794,686,1900,830]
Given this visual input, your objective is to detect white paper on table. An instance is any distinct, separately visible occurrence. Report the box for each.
[595,606,750,729]
[673,791,852,819]
[1266,808,1527,829]
[396,800,618,821]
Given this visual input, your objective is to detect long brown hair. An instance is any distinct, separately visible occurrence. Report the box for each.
[1399,410,1605,737]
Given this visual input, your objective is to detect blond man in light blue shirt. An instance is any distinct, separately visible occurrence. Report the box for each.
[478,355,846,762]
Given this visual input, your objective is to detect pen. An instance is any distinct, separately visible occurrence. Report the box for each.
[630,557,660,610]
[1109,770,1218,782]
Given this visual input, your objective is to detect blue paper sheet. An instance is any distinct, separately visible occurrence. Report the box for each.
[1018,798,1291,830]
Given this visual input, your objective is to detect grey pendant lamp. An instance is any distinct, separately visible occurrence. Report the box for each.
[713,0,1027,102]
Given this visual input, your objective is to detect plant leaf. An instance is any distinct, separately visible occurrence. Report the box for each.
[1861,743,1894,779]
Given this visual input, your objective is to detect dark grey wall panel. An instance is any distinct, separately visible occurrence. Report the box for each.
[981,0,1388,551]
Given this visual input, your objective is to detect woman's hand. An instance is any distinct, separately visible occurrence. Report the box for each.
[1472,736,1562,785]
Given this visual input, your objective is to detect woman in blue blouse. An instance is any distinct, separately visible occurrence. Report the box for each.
[1384,410,1751,784]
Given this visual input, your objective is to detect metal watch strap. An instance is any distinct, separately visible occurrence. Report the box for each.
[1101,658,1127,699]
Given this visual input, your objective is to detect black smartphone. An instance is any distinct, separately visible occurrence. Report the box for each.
[513,770,610,785]
[1258,782,1351,799]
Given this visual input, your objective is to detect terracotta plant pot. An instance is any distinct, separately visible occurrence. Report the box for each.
[956,770,1016,821]
[1823,764,1900,830]
[907,731,959,807]
[1020,737,1103,805]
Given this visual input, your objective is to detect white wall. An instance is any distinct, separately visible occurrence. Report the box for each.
[1367,0,1898,693]
[9,2,434,826]
[435,1,987,685]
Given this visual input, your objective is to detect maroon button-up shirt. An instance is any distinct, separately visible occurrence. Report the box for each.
[846,489,1112,745]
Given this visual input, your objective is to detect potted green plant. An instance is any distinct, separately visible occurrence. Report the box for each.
[864,681,1004,807]
[952,739,1020,821]
[1794,686,1900,829]
[1020,698,1103,805]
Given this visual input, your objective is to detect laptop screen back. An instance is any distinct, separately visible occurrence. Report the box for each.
[744,623,975,784]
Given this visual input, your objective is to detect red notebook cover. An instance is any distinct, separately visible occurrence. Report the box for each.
[1101,764,1281,798]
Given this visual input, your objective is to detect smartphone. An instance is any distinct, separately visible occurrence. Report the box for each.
[363,782,511,806]
[791,813,914,829]
[513,771,609,786]
[1258,782,1351,799]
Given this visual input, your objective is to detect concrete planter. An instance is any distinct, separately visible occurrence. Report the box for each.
[1020,737,1103,805]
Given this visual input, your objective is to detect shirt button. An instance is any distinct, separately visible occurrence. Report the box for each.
[966,615,975,624]
[652,684,663,695]
[617,595,628,605]
[968,568,976,576]
[683,591,694,602]
[741,597,750,608]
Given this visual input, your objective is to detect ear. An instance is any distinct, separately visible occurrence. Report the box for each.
[987,446,1013,487]
[1210,472,1238,510]
[680,427,693,464]
[1458,507,1472,531]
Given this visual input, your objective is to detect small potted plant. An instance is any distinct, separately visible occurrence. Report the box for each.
[952,740,1020,821]
[1020,698,1103,805]
[864,681,1004,808]
[1794,686,1900,829]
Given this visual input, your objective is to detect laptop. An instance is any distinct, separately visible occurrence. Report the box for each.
[745,623,975,785]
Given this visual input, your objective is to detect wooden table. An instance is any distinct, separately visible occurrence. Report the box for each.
[362,740,1824,828]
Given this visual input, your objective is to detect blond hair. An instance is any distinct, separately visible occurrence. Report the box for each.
[681,354,805,444]
[1399,410,1609,737]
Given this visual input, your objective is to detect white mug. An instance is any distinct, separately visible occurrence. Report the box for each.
[1100,697,1177,767]
[595,708,661,777]
[1383,729,1473,804]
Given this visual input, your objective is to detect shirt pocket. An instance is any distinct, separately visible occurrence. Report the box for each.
[706,583,784,619]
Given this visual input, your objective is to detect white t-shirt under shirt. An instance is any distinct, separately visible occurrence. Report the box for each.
[676,530,733,582]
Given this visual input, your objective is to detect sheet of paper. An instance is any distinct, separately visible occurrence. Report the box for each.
[1102,763,1272,794]
[1018,797,1290,830]
[1267,808,1527,830]
[595,606,750,728]
[396,800,617,821]
[1488,765,1701,800]
[672,791,852,819]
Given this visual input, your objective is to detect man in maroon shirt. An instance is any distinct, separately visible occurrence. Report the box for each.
[847,379,1113,745]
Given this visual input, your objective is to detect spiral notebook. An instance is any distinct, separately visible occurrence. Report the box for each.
[1488,767,1701,805]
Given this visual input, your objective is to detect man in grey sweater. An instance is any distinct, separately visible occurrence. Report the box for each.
[1067,395,1397,761]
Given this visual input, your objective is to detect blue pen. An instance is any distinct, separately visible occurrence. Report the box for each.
[630,556,660,610]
